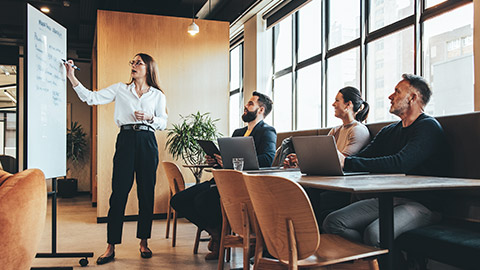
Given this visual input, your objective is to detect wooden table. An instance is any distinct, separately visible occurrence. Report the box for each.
[248,170,480,270]
[182,164,213,184]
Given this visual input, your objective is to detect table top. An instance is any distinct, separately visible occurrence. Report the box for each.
[182,164,213,168]
[249,170,480,193]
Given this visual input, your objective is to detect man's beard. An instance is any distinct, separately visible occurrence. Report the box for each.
[242,108,258,123]
[389,97,409,116]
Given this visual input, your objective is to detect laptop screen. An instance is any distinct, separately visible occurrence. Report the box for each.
[217,137,260,170]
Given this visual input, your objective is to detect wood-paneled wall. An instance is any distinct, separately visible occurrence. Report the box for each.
[94,10,229,218]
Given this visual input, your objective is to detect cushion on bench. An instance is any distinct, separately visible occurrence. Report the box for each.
[396,220,480,270]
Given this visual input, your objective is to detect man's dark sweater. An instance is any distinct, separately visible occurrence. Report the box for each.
[344,114,451,209]
[344,113,450,176]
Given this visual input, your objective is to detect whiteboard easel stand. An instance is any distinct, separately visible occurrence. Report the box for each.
[32,178,94,269]
[25,4,94,268]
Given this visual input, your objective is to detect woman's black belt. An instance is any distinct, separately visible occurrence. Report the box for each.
[121,124,154,132]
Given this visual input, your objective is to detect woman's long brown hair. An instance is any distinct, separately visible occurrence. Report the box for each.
[128,53,165,94]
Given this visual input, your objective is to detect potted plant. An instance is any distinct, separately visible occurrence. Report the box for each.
[59,121,88,198]
[166,112,222,183]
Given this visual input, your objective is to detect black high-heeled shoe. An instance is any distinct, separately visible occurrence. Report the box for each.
[96,251,115,265]
[140,247,152,258]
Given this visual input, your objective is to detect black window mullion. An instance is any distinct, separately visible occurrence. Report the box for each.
[322,0,329,127]
[273,67,293,79]
[360,0,367,106]
[296,54,322,71]
[415,0,422,75]
[239,44,244,125]
[421,0,472,22]
[229,88,240,96]
[271,27,276,126]
[325,38,361,59]
[293,13,299,131]
[365,15,415,44]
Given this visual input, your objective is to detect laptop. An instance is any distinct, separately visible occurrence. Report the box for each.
[292,135,369,176]
[217,137,260,170]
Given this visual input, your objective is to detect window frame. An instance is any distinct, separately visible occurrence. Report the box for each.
[229,41,244,134]
[267,0,472,131]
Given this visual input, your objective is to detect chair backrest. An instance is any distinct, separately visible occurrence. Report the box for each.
[212,169,255,238]
[243,174,320,261]
[0,169,46,269]
[0,155,18,174]
[162,161,186,195]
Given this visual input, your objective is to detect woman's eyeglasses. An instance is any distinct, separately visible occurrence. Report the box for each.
[129,60,145,67]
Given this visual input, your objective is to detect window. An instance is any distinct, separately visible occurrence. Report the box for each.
[328,0,360,48]
[229,43,243,134]
[326,48,360,127]
[367,27,414,123]
[298,0,321,62]
[423,4,473,116]
[297,62,322,130]
[273,74,293,132]
[369,0,413,32]
[270,0,324,131]
[262,0,474,132]
[273,17,292,72]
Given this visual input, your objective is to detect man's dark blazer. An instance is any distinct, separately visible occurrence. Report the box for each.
[231,120,277,167]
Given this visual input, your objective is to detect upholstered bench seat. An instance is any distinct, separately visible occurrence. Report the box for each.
[396,220,480,270]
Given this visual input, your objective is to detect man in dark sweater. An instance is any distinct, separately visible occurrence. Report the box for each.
[170,91,276,260]
[323,74,450,248]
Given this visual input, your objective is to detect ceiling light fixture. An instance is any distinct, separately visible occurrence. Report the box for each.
[0,85,15,91]
[188,1,199,36]
[0,66,9,76]
[40,7,50,13]
[3,90,16,103]
[63,1,71,7]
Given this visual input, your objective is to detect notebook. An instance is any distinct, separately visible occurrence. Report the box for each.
[292,135,369,176]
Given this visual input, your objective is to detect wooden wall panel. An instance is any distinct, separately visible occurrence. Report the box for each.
[95,10,229,218]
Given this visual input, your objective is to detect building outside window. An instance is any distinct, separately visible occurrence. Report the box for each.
[248,0,474,132]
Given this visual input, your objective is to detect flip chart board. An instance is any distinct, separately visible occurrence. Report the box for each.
[26,4,66,179]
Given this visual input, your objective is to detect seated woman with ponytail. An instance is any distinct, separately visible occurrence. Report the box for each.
[283,86,370,226]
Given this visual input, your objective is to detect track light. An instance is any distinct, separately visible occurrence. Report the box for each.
[3,90,16,103]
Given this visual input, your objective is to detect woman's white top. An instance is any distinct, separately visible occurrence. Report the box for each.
[73,82,167,130]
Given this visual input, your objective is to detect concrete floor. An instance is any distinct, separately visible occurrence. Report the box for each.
[31,195,243,269]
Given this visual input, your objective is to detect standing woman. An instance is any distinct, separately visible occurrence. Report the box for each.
[64,53,167,264]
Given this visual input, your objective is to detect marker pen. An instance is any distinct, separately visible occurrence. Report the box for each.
[61,59,81,71]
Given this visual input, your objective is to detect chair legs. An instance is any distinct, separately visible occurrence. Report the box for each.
[166,203,203,254]
[367,259,379,270]
[172,209,178,247]
[218,202,256,270]
[194,227,202,254]
[218,204,230,270]
[242,203,251,270]
[165,191,172,239]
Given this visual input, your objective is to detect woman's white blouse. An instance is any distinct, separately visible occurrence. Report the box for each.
[73,82,167,130]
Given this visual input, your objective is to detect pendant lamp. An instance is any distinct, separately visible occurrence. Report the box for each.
[188,1,199,36]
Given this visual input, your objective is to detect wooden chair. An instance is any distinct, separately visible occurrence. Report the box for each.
[243,174,388,270]
[162,161,202,253]
[212,169,258,270]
